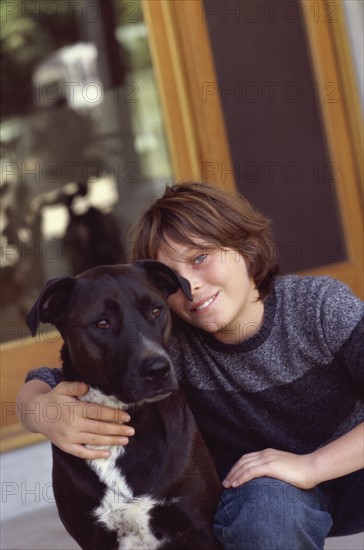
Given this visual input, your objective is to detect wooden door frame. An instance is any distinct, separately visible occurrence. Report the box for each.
[1,0,363,453]
[142,0,236,189]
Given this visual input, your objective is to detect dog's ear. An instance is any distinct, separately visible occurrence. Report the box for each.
[26,276,77,336]
[135,260,192,301]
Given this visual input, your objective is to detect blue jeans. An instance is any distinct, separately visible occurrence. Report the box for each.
[213,471,364,550]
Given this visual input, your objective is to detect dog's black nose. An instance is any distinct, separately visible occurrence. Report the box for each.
[142,358,171,382]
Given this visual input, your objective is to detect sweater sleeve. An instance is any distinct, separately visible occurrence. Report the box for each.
[320,278,364,389]
[25,367,63,388]
[335,315,364,391]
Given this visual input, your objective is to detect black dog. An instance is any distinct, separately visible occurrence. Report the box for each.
[27,261,221,550]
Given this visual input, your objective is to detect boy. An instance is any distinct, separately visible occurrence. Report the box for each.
[18,182,364,549]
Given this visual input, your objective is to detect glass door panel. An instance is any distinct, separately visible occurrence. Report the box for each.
[1,0,172,344]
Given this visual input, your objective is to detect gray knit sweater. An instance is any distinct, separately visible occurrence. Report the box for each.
[26,275,364,477]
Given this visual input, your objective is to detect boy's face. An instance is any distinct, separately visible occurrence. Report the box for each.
[156,236,264,344]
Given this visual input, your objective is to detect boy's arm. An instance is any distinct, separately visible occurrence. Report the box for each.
[16,379,135,459]
[17,379,58,434]
[222,422,364,489]
[308,422,364,485]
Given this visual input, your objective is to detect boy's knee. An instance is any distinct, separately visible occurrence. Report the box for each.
[214,478,332,549]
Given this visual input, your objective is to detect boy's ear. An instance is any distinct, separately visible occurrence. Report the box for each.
[134,260,192,301]
[26,276,77,336]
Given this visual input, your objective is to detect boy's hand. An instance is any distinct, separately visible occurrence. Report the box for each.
[222,449,315,490]
[18,380,135,459]
[222,424,364,491]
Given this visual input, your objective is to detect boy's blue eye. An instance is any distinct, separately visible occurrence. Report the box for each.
[193,254,207,265]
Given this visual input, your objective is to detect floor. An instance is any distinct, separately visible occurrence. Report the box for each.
[1,442,363,550]
[1,506,78,550]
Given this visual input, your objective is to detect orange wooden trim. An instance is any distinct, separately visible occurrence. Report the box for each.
[142,0,201,181]
[0,332,62,427]
[0,332,62,452]
[142,0,236,191]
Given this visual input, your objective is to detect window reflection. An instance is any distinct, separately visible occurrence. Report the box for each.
[1,0,172,342]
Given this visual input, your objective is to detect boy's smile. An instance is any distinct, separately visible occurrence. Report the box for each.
[157,236,264,344]
[191,291,219,313]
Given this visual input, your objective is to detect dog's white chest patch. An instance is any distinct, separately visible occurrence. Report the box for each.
[79,389,165,549]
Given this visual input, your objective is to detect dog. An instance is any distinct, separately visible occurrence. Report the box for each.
[27,261,221,550]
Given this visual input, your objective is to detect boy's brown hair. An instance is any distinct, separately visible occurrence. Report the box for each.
[130,181,278,299]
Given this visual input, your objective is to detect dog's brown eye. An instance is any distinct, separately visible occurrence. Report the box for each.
[96,320,110,330]
[152,307,162,318]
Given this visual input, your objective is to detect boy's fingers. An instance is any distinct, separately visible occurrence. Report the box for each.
[82,404,131,424]
[68,434,132,459]
[54,382,131,424]
[83,422,135,437]
[68,444,110,460]
[82,434,131,447]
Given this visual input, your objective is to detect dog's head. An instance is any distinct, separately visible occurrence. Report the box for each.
[26,261,192,404]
